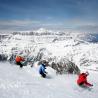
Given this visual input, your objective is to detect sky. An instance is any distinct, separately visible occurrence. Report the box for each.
[0,0,98,32]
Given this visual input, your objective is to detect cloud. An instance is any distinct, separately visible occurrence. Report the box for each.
[0,19,66,31]
[0,19,98,33]
[61,18,98,33]
[76,25,98,33]
[0,19,41,31]
[0,20,40,26]
[64,18,97,27]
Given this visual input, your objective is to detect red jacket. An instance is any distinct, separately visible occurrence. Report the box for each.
[15,56,24,62]
[77,73,92,86]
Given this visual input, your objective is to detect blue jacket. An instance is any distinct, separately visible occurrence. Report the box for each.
[39,64,46,74]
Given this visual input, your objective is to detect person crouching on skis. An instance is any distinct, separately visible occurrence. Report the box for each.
[15,55,25,68]
[77,71,93,87]
[39,61,48,78]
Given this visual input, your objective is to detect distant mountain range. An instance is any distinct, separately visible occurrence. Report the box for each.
[0,28,98,72]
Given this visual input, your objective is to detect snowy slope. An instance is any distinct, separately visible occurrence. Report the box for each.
[0,29,98,98]
[0,62,98,98]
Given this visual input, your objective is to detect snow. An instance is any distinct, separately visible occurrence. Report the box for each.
[0,62,98,98]
[35,28,49,33]
[0,29,98,97]
[0,30,98,70]
[0,31,98,67]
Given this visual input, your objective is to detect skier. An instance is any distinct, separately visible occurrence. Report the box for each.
[77,71,93,87]
[15,55,25,68]
[39,61,48,78]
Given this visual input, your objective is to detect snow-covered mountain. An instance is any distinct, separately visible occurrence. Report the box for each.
[0,29,98,72]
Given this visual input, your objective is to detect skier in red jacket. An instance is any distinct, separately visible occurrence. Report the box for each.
[77,72,93,87]
[15,56,25,68]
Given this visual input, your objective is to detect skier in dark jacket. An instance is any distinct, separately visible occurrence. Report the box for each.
[77,72,93,87]
[39,63,47,78]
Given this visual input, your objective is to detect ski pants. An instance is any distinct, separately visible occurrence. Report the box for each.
[40,72,46,78]
[16,62,23,68]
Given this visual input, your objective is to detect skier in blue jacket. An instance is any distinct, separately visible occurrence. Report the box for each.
[39,63,47,78]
